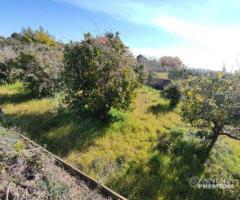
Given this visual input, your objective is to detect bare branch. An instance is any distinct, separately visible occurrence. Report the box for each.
[219,130,240,140]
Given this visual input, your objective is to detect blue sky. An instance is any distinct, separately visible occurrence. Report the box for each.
[1,0,240,71]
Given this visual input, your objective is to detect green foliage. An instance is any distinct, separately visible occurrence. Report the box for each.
[0,60,20,84]
[110,128,240,200]
[168,68,191,80]
[15,141,25,152]
[20,27,56,46]
[181,73,240,140]
[14,52,61,97]
[63,32,138,118]
[134,64,147,84]
[0,62,10,84]
[0,27,63,89]
[1,29,240,200]
[162,84,181,107]
[168,67,216,80]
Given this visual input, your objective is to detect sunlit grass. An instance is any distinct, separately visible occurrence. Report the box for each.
[0,83,184,177]
[152,72,169,79]
[67,86,184,178]
[0,82,239,200]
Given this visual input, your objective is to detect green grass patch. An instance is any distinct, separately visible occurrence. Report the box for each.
[152,72,169,79]
[0,82,239,200]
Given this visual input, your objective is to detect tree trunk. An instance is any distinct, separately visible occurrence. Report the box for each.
[207,133,219,153]
[206,125,222,155]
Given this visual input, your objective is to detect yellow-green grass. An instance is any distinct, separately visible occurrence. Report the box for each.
[0,82,183,171]
[0,82,239,200]
[152,72,169,79]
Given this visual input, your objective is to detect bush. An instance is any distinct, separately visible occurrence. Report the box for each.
[163,84,181,107]
[168,68,190,80]
[134,64,147,84]
[0,62,10,84]
[0,28,63,87]
[0,59,19,84]
[63,32,138,118]
[20,27,56,46]
[15,52,62,97]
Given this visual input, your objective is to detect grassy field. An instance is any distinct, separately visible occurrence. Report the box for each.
[0,82,240,200]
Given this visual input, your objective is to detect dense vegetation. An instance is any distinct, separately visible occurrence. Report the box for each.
[0,28,240,200]
[0,27,63,91]
[182,73,240,149]
[63,33,138,118]
[162,84,181,107]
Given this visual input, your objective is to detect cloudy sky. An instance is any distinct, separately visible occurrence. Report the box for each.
[1,0,240,71]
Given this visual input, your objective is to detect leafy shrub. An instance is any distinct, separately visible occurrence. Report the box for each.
[134,64,147,84]
[22,54,54,97]
[0,28,63,86]
[168,68,190,80]
[0,59,19,84]
[162,84,181,107]
[20,27,56,46]
[0,62,10,84]
[63,32,138,118]
[15,51,62,97]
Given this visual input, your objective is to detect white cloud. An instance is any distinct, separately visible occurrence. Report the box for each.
[150,16,240,71]
[153,16,240,48]
[54,0,240,70]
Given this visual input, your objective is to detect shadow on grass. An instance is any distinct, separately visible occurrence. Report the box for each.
[109,130,231,200]
[0,89,121,156]
[0,93,33,105]
[148,103,175,115]
[5,110,119,156]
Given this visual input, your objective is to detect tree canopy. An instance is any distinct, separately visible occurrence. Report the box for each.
[8,27,57,46]
[159,56,182,68]
[181,73,240,146]
[63,32,138,118]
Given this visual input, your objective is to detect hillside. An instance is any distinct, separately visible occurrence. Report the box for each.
[0,82,239,200]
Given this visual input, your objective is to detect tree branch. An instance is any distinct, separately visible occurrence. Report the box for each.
[219,130,240,140]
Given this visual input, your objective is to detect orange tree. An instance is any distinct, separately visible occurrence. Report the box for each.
[181,73,240,148]
[62,32,138,118]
